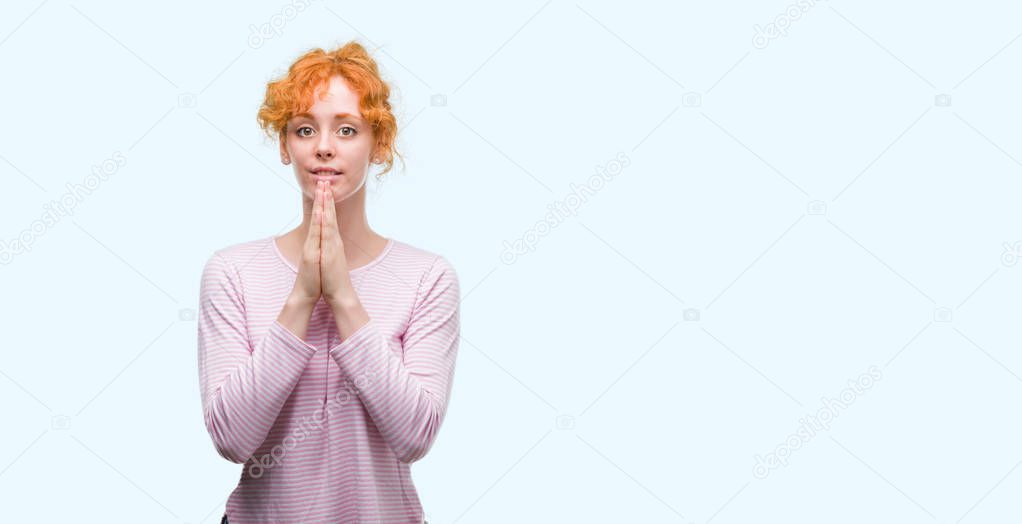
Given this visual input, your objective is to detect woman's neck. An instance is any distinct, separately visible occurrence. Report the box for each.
[283,188,386,268]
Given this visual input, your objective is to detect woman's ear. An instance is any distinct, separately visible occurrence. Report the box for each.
[279,134,290,165]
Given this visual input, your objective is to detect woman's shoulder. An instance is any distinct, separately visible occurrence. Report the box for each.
[204,235,276,269]
[382,239,459,297]
[387,237,457,275]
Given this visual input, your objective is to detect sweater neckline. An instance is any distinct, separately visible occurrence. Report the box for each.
[269,235,395,275]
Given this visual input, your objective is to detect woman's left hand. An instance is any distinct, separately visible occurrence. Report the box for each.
[319,182,356,307]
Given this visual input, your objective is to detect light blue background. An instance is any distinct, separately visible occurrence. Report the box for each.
[2,0,1021,522]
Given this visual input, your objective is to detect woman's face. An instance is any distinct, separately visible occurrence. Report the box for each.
[280,75,375,203]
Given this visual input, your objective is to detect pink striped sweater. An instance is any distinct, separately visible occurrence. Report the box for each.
[197,235,460,523]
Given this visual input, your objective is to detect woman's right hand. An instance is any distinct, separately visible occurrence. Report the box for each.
[291,180,326,305]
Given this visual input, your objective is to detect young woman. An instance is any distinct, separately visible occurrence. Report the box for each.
[197,41,459,523]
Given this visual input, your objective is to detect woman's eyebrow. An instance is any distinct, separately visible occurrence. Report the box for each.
[293,112,362,121]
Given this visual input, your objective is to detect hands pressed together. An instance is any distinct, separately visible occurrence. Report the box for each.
[293,180,355,308]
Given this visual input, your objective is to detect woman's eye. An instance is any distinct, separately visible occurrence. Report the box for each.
[295,126,355,137]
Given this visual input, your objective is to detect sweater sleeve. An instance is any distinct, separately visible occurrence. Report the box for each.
[328,255,461,464]
[197,252,319,464]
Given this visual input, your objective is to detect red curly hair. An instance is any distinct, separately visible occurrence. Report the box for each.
[257,41,402,177]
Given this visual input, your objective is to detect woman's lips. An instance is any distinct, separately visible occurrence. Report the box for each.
[311,170,342,182]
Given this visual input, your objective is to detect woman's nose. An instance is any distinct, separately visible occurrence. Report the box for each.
[316,139,334,159]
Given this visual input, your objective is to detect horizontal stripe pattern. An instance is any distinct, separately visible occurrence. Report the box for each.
[197,235,460,523]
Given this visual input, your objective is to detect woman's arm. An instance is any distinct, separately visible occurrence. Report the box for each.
[197,252,319,464]
[327,255,461,464]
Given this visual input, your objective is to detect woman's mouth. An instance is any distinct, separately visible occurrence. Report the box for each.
[310,169,343,181]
